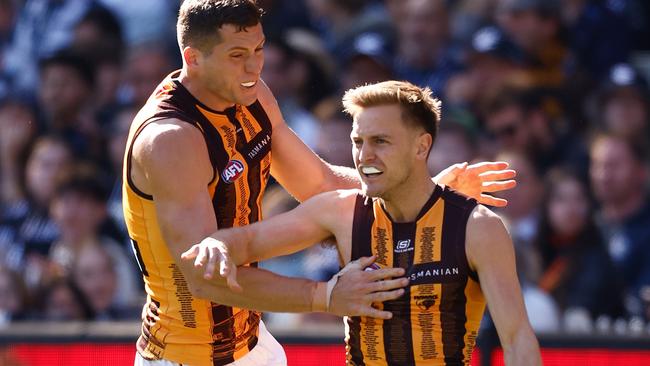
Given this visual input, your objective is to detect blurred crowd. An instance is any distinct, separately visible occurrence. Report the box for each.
[0,0,649,336]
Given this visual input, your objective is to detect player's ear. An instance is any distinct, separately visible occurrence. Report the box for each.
[415,132,432,160]
[182,46,201,67]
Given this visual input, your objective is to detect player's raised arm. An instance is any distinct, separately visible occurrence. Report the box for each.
[466,205,541,366]
[257,80,359,201]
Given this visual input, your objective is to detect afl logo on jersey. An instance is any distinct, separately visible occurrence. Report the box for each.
[221,160,245,183]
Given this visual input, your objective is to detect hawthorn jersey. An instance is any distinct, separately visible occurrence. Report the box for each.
[123,71,272,366]
[346,185,486,366]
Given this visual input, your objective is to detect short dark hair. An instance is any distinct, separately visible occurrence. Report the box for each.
[55,174,109,204]
[39,49,95,88]
[177,0,264,53]
[342,80,441,143]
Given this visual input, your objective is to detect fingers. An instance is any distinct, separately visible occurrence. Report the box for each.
[354,255,377,269]
[226,266,242,293]
[369,288,406,303]
[466,161,510,173]
[367,277,409,292]
[478,169,516,182]
[194,244,209,268]
[358,307,394,320]
[181,245,200,260]
[477,194,509,207]
[366,267,405,281]
[203,247,218,279]
[481,180,517,193]
[434,162,468,185]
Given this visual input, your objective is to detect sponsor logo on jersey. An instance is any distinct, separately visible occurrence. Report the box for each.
[415,295,438,311]
[221,160,245,183]
[395,239,414,253]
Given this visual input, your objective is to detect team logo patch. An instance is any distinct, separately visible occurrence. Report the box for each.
[221,160,245,183]
[415,295,438,311]
[395,239,413,253]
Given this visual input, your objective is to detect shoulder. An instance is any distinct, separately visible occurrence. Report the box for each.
[465,205,512,265]
[468,205,503,229]
[132,118,209,172]
[255,79,283,127]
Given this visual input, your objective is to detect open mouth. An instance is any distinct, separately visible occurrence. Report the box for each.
[241,81,256,88]
[360,166,383,177]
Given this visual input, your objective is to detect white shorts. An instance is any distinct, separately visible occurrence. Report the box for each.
[134,321,287,366]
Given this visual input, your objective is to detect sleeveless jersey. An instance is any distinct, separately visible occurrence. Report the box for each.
[346,185,486,365]
[122,71,272,366]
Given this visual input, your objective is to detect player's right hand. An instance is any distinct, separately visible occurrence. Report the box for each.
[181,237,243,293]
[328,256,409,319]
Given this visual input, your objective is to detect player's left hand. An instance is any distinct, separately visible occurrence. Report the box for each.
[434,161,516,207]
[181,237,242,293]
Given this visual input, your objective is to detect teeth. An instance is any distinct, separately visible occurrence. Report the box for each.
[361,166,382,175]
[241,81,256,87]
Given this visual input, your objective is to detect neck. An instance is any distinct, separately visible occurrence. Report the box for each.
[380,172,436,223]
[178,68,234,112]
[601,192,646,223]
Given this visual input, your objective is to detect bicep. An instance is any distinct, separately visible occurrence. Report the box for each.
[467,207,530,345]
[135,122,216,264]
[256,80,332,201]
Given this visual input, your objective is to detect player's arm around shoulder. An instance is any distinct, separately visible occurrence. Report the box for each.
[132,118,219,290]
[465,205,541,366]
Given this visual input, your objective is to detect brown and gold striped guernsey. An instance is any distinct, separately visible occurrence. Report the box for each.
[346,185,486,366]
[123,70,272,366]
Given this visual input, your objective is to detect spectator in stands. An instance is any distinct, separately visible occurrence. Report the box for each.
[560,0,630,78]
[480,86,588,175]
[445,25,527,108]
[38,49,104,164]
[0,265,29,324]
[260,35,323,148]
[105,105,137,238]
[2,0,97,95]
[48,174,141,311]
[494,150,544,284]
[590,132,650,320]
[305,0,393,62]
[0,97,38,205]
[534,168,624,321]
[495,0,567,87]
[38,277,94,321]
[0,136,74,273]
[122,42,175,108]
[0,0,16,78]
[71,4,125,125]
[339,31,395,91]
[393,0,461,96]
[593,63,649,147]
[71,243,139,320]
[427,121,477,177]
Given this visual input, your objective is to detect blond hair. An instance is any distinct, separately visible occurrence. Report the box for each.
[342,80,441,140]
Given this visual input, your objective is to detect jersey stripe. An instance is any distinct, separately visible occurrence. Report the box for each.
[384,221,416,365]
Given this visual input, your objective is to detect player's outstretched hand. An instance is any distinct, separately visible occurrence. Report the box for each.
[434,161,516,207]
[328,256,409,319]
[181,237,242,293]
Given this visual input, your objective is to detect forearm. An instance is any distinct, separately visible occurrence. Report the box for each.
[503,327,541,366]
[192,266,322,313]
